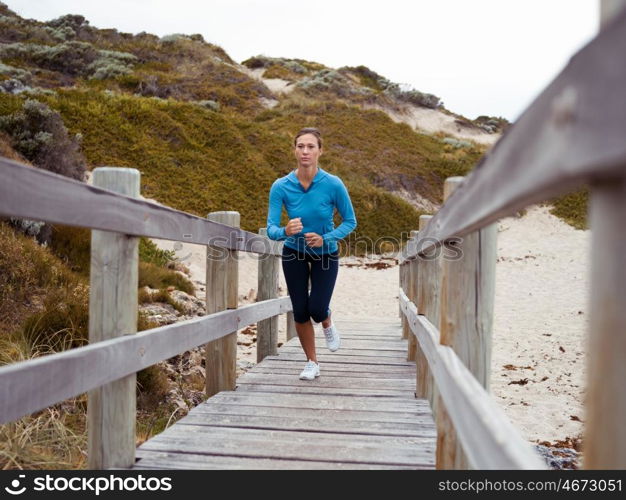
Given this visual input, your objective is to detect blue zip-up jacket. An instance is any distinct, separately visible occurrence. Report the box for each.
[266,166,357,255]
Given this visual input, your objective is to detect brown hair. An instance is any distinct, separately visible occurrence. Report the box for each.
[294,127,322,148]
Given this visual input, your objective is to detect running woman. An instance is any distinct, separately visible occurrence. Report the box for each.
[266,127,357,380]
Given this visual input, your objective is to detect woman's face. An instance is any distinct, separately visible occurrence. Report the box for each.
[294,133,322,169]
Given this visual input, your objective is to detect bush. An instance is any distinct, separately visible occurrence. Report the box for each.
[88,61,132,80]
[241,55,271,69]
[44,25,76,42]
[139,237,176,267]
[159,34,190,44]
[37,41,98,75]
[137,364,170,410]
[0,99,86,180]
[21,281,89,351]
[0,41,98,76]
[549,187,588,230]
[384,82,441,109]
[196,99,220,111]
[47,14,89,31]
[0,62,32,84]
[139,287,187,314]
[139,261,195,296]
[297,69,373,99]
[342,65,389,91]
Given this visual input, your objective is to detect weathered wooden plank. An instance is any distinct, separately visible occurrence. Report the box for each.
[416,215,439,408]
[281,339,407,351]
[176,413,435,438]
[235,383,415,398]
[403,9,626,259]
[400,292,545,469]
[407,230,419,361]
[254,358,415,372]
[277,346,408,358]
[0,297,290,424]
[205,211,239,397]
[137,425,435,466]
[263,353,414,366]
[0,157,281,256]
[87,167,139,470]
[601,0,626,26]
[236,372,416,390]
[585,176,626,468]
[437,177,497,469]
[250,366,415,379]
[400,261,409,337]
[211,391,422,411]
[133,450,428,470]
[257,227,280,361]
[190,403,432,421]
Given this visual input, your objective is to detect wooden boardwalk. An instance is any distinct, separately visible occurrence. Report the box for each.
[132,318,436,469]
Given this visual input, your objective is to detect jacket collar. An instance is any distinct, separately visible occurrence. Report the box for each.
[287,166,328,187]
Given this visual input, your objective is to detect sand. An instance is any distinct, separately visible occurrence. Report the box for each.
[367,103,501,146]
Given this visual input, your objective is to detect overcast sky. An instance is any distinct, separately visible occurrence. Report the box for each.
[5,0,599,120]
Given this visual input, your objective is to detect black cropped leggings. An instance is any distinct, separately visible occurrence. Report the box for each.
[281,245,339,324]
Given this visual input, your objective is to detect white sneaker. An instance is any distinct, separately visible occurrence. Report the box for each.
[323,324,341,352]
[299,360,320,380]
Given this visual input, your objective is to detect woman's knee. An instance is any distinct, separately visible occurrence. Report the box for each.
[292,308,311,323]
[309,305,329,324]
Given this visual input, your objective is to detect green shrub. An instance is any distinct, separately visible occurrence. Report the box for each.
[139,237,176,267]
[0,99,86,180]
[139,287,187,314]
[0,222,77,334]
[138,261,195,296]
[47,14,89,31]
[549,187,588,230]
[48,225,91,276]
[36,41,98,75]
[21,281,89,351]
[0,62,32,84]
[136,364,170,410]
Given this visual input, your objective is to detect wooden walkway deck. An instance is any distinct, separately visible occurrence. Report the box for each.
[132,318,436,469]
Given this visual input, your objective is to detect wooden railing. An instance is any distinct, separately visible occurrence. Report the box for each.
[398,2,626,469]
[0,159,296,468]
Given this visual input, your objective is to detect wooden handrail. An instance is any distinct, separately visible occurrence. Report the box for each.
[0,157,281,257]
[0,296,292,425]
[399,289,545,469]
[403,8,626,260]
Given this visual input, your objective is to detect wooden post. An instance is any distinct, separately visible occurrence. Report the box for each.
[406,230,419,361]
[436,176,497,469]
[584,181,626,468]
[416,215,440,410]
[88,167,139,469]
[400,262,408,338]
[257,228,279,362]
[600,0,626,26]
[205,211,239,397]
[286,311,297,341]
[583,0,626,471]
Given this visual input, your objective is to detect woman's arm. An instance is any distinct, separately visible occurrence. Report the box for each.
[322,178,357,245]
[266,181,287,240]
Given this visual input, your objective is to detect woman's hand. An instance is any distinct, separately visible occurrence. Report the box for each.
[285,217,303,236]
[304,232,323,247]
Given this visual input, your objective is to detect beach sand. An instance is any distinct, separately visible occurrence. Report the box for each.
[152,203,589,446]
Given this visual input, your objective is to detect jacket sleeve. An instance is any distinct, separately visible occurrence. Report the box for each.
[322,178,357,245]
[266,180,287,241]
